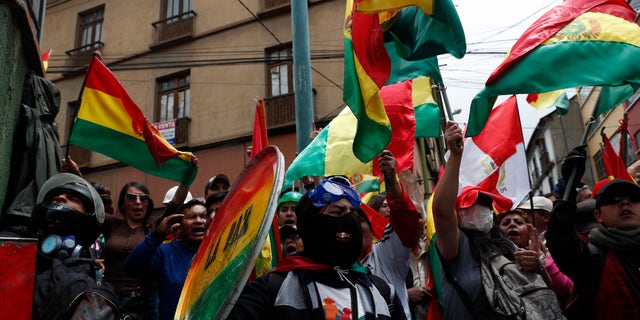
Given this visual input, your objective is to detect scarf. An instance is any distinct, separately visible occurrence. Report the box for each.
[272,255,369,274]
[589,227,640,252]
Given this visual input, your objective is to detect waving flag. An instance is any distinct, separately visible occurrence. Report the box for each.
[284,104,419,192]
[601,128,635,182]
[526,90,570,115]
[468,0,640,136]
[459,96,529,212]
[250,98,268,159]
[69,56,198,185]
[424,191,444,319]
[344,0,392,163]
[375,0,466,60]
[385,42,442,138]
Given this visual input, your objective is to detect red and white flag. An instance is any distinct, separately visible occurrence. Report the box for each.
[459,95,530,213]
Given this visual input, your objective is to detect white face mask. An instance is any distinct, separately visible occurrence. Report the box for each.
[459,205,494,233]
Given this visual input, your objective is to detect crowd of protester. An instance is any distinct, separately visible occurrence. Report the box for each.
[3,119,640,319]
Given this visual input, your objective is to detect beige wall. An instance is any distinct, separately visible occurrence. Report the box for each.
[42,0,344,198]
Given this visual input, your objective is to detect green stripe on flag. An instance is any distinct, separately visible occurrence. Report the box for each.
[69,119,197,185]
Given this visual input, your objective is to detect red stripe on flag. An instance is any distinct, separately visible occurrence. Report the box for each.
[372,80,415,176]
[251,98,269,159]
[351,6,391,88]
[472,96,523,165]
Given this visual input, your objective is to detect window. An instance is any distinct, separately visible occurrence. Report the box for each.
[76,6,104,52]
[593,150,607,181]
[162,0,193,22]
[578,86,594,105]
[266,44,293,97]
[536,139,550,168]
[157,71,190,122]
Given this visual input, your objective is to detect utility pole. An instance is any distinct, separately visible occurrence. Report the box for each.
[291,0,314,153]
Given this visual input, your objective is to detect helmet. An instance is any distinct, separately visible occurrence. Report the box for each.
[31,173,105,247]
[163,186,193,204]
[277,190,303,210]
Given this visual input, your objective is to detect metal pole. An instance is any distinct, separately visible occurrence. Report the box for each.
[562,104,599,201]
[291,0,314,154]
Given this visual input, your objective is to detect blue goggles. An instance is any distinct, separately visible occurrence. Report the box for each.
[308,179,361,209]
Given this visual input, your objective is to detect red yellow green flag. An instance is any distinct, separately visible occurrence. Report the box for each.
[69,56,198,185]
[344,0,392,163]
[374,0,466,60]
[526,90,570,115]
[468,0,640,136]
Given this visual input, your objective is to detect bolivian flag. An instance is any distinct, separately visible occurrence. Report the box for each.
[468,0,640,136]
[69,56,198,185]
[344,0,392,163]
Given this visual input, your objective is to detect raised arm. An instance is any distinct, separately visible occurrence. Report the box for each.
[379,150,422,247]
[433,121,463,261]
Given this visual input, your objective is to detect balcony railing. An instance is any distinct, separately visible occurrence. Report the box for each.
[174,117,191,147]
[152,11,196,44]
[265,94,295,128]
[65,41,104,68]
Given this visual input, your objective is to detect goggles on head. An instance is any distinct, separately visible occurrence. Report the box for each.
[308,179,361,209]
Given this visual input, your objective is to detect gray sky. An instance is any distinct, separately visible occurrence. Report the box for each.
[439,0,563,144]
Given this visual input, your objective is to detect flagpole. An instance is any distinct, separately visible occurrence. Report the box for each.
[621,111,628,163]
[562,102,599,201]
[434,82,462,148]
[65,51,99,160]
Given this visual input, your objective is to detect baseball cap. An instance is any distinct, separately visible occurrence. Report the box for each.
[279,225,299,241]
[518,196,553,213]
[595,179,640,208]
[455,186,511,212]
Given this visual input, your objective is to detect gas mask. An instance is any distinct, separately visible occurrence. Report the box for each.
[459,205,494,233]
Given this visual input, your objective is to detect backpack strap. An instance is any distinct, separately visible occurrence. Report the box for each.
[267,272,286,305]
[442,261,480,320]
[369,273,396,314]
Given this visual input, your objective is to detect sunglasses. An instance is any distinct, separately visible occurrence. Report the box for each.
[599,195,640,206]
[309,179,361,209]
[125,193,151,203]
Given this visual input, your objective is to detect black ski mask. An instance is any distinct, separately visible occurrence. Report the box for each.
[296,180,363,267]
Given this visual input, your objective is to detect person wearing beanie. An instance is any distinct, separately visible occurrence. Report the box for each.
[228,178,399,319]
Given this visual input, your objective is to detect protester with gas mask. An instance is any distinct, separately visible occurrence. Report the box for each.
[30,173,118,319]
[228,178,397,319]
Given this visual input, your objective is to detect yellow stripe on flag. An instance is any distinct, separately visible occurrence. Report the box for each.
[544,12,640,46]
[325,108,373,175]
[355,0,434,15]
[412,76,436,106]
[78,88,144,141]
[354,57,390,127]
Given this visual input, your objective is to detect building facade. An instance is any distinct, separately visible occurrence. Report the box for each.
[41,0,347,202]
